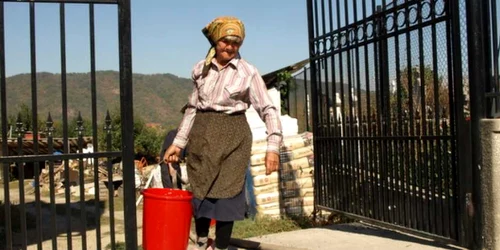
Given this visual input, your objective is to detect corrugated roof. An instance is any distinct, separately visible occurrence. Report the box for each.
[1,137,93,155]
[262,58,309,88]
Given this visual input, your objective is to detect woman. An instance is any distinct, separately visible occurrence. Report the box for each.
[164,16,282,250]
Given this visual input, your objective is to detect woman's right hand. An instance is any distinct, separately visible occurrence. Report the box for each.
[163,145,182,163]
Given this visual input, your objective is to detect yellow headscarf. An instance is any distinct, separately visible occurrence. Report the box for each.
[201,16,245,77]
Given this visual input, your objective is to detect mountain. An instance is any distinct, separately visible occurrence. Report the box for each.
[4,71,193,130]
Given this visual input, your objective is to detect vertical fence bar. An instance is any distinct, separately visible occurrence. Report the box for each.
[46,114,58,250]
[363,0,377,220]
[445,0,458,238]
[339,0,348,213]
[482,0,494,118]
[390,113,397,224]
[104,111,116,249]
[327,0,340,210]
[466,0,489,247]
[59,3,73,248]
[393,2,404,227]
[353,0,365,217]
[304,67,310,132]
[327,0,336,210]
[313,0,326,207]
[415,110,423,231]
[313,0,320,134]
[431,5,442,236]
[332,10,341,213]
[381,0,393,226]
[442,112,451,238]
[403,111,411,228]
[416,0,429,233]
[427,110,435,234]
[444,5,454,235]
[0,2,13,249]
[117,0,137,246]
[449,0,468,245]
[352,1,361,217]
[373,3,384,222]
[336,0,348,213]
[491,0,499,117]
[343,0,356,216]
[320,0,332,209]
[331,3,339,210]
[16,116,27,249]
[307,0,321,225]
[375,4,388,223]
[29,3,43,248]
[89,4,102,248]
[445,5,457,237]
[76,113,88,249]
[403,0,417,231]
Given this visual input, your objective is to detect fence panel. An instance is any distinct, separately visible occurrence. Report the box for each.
[0,0,136,249]
[306,0,471,245]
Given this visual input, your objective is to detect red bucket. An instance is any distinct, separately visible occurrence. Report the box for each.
[142,188,193,250]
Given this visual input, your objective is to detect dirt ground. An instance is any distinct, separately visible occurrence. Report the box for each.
[1,179,146,250]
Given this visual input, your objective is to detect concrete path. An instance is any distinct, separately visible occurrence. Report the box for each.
[231,222,467,250]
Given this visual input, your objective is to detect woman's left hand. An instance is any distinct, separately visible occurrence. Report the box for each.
[265,152,280,175]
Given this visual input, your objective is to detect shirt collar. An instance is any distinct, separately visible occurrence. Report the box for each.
[211,56,240,70]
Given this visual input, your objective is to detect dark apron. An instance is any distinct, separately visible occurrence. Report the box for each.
[186,110,252,200]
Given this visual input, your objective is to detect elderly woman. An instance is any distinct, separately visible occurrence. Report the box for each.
[164,16,282,250]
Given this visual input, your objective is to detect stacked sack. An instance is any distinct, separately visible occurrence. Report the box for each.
[248,132,314,218]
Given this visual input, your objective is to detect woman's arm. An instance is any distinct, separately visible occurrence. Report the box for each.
[249,69,283,175]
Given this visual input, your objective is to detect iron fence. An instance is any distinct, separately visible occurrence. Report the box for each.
[484,0,500,118]
[288,67,313,133]
[306,0,473,246]
[0,0,136,249]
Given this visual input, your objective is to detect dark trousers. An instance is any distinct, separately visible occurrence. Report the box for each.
[195,217,233,249]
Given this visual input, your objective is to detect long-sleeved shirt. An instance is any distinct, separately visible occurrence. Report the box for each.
[173,57,283,153]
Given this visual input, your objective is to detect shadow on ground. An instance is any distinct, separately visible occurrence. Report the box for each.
[322,222,464,250]
[0,199,106,249]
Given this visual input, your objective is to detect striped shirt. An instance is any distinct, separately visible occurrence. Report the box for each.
[173,57,283,153]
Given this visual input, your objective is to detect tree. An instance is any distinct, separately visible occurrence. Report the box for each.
[98,108,164,163]
[7,103,44,137]
[277,70,296,115]
[67,113,93,138]
[392,65,449,115]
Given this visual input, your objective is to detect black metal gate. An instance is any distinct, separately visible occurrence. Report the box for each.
[0,0,136,249]
[305,0,490,247]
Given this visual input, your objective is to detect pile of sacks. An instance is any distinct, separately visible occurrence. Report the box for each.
[247,132,314,218]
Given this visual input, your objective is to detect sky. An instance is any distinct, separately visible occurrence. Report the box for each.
[2,0,310,78]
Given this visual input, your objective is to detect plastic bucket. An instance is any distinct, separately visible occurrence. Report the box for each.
[142,188,193,250]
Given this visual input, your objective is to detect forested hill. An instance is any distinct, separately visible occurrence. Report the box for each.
[5,71,193,129]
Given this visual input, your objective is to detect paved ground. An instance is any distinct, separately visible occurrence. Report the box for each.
[229,222,467,250]
[2,181,468,250]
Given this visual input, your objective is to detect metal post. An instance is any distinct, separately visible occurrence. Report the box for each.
[0,3,12,249]
[466,0,490,249]
[306,0,320,211]
[447,0,473,247]
[117,0,137,248]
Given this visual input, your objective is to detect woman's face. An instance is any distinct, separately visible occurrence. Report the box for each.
[215,37,241,66]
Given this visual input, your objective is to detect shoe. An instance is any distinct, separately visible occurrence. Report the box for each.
[194,236,208,250]
[206,239,228,250]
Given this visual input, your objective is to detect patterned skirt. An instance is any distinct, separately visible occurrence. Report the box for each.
[187,110,252,221]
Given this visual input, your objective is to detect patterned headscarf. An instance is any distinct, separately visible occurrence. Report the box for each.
[201,16,245,77]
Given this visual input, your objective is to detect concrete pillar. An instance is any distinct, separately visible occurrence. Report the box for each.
[480,119,500,249]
